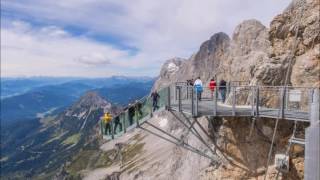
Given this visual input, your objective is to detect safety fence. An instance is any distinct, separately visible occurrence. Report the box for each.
[171,82,317,121]
[101,86,170,139]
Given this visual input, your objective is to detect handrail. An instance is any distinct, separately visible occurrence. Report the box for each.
[101,85,171,139]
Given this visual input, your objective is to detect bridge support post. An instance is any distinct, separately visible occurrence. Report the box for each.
[232,86,236,116]
[123,111,128,133]
[135,109,140,128]
[167,86,171,110]
[111,120,115,140]
[305,88,319,180]
[280,87,286,119]
[195,88,199,117]
[178,86,182,112]
[187,85,189,99]
[256,86,260,117]
[191,87,195,116]
[213,86,218,116]
[251,86,256,117]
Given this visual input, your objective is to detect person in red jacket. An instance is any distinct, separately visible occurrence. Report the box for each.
[209,78,216,98]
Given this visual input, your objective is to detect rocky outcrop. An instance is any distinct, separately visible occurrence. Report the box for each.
[152,57,186,90]
[217,19,270,83]
[153,1,319,89]
[256,0,320,86]
[176,32,230,84]
[153,32,230,91]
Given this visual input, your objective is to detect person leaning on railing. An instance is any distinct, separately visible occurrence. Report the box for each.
[113,116,123,133]
[102,112,112,135]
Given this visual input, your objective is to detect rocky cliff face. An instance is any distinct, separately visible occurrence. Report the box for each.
[152,57,186,90]
[155,0,319,88]
[268,0,320,87]
[218,19,270,83]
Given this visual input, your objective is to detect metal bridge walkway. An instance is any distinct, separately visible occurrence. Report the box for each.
[101,82,319,180]
[170,83,316,122]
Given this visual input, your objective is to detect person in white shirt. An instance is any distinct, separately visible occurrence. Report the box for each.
[194,77,203,100]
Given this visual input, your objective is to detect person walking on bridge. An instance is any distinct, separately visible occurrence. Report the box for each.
[209,78,216,99]
[194,77,203,101]
[102,112,112,135]
[219,79,227,103]
[151,91,160,112]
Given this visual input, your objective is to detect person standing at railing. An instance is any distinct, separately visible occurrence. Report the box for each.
[102,112,112,135]
[187,79,194,86]
[219,79,227,103]
[194,77,203,101]
[209,78,217,99]
[113,117,122,133]
[151,91,160,111]
[135,100,143,119]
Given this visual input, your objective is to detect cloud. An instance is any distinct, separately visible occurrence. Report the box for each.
[1,21,131,77]
[75,53,111,66]
[1,0,292,77]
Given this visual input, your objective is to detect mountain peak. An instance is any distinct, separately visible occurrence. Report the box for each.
[71,91,111,110]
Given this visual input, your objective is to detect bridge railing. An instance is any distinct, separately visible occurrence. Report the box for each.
[101,82,318,139]
[101,86,171,140]
[171,82,318,121]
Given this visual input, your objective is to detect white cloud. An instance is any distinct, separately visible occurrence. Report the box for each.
[1,0,292,77]
[76,53,111,66]
[1,21,132,77]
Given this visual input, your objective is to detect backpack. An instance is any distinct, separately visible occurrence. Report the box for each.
[194,84,203,93]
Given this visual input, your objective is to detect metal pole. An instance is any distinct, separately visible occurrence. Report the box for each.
[143,121,215,160]
[139,126,215,161]
[256,86,260,117]
[178,86,182,112]
[123,112,127,133]
[213,87,218,116]
[310,88,319,126]
[187,86,189,99]
[251,86,255,116]
[195,88,199,117]
[135,107,140,127]
[280,87,285,119]
[232,86,236,116]
[191,87,195,116]
[305,88,319,180]
[167,86,171,110]
[169,110,202,140]
[111,120,114,139]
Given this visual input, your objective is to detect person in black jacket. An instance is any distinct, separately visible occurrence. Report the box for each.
[219,79,227,103]
[151,91,160,111]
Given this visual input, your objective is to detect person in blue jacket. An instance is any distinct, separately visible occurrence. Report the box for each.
[194,77,203,101]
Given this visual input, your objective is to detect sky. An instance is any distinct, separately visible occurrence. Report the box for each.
[1,0,291,78]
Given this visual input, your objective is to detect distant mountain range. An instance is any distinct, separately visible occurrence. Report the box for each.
[1,92,118,179]
[1,76,155,99]
[1,77,155,125]
[0,76,154,179]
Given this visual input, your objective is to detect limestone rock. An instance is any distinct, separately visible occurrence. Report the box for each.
[152,57,186,90]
